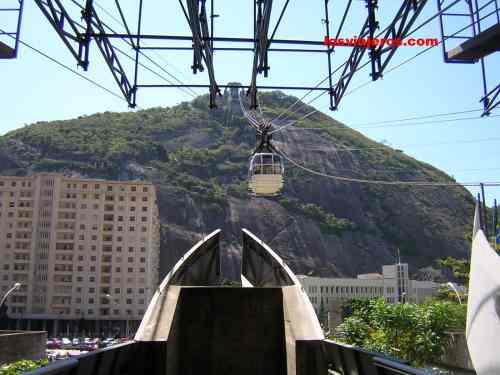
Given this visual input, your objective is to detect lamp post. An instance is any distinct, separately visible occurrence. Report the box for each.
[445,282,463,305]
[0,282,21,311]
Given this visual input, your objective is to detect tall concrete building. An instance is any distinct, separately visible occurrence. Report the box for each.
[0,173,160,336]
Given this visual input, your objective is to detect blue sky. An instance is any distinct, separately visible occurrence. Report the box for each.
[1,0,499,204]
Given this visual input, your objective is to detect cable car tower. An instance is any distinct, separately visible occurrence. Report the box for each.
[0,0,24,59]
[437,0,500,115]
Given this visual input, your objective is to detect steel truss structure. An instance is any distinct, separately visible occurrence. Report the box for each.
[0,0,24,59]
[437,0,500,115]
[23,0,438,110]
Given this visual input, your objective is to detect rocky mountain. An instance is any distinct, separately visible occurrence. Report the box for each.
[0,89,474,280]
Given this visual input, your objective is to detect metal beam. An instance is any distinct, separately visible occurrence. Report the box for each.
[182,0,220,108]
[137,84,330,91]
[371,0,428,79]
[0,0,24,59]
[138,46,328,52]
[89,33,327,45]
[331,7,374,110]
[249,0,273,109]
[36,0,134,106]
[34,0,87,68]
[481,82,500,115]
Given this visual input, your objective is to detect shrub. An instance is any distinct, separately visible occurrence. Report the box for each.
[333,298,466,366]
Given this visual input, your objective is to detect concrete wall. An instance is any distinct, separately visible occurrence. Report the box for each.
[439,331,475,372]
[0,330,47,365]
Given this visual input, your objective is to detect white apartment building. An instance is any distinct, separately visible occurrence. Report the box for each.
[298,263,440,312]
[0,173,160,336]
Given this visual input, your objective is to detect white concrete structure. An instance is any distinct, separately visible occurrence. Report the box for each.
[298,263,439,311]
[0,173,160,334]
[466,204,500,375]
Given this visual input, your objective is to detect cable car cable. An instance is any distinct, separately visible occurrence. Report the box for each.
[348,109,483,126]
[0,28,131,106]
[274,146,500,187]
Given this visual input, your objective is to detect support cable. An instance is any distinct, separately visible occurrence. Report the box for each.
[274,144,500,187]
[0,27,129,105]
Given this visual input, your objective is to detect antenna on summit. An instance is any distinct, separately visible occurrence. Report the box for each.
[397,248,401,265]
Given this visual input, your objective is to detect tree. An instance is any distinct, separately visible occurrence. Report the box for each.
[436,257,470,284]
[333,298,466,366]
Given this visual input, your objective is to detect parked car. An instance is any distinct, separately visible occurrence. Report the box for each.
[61,338,72,348]
[72,338,80,346]
[99,338,114,348]
[47,339,61,349]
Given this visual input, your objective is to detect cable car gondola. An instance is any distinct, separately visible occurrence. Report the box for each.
[248,129,284,197]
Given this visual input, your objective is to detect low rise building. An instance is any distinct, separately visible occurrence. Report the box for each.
[298,262,440,312]
[0,173,160,336]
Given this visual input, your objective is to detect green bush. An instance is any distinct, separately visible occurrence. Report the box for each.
[333,298,466,366]
[0,359,48,375]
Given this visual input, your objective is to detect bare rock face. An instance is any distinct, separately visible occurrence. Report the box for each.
[0,91,474,280]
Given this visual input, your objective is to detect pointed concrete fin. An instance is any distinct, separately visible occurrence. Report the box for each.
[466,229,500,374]
[241,274,254,287]
[135,229,222,341]
[166,229,222,286]
[241,228,297,287]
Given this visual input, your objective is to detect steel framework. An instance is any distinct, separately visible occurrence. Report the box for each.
[27,0,441,110]
[437,0,500,115]
[0,0,24,59]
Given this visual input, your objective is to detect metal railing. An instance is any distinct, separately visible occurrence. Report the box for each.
[323,340,428,375]
[25,341,166,375]
[25,339,427,375]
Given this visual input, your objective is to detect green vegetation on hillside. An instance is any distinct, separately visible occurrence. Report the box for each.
[0,90,474,277]
[279,197,355,235]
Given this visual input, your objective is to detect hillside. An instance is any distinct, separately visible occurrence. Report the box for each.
[0,89,475,279]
